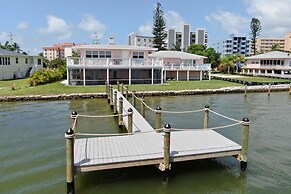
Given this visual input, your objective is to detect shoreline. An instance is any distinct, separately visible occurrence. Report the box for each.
[0,84,290,102]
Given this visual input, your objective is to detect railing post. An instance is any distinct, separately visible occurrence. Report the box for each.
[140,96,145,118]
[109,85,113,107]
[125,86,129,100]
[268,83,271,96]
[289,83,291,95]
[114,91,118,114]
[117,81,120,92]
[244,85,247,97]
[65,128,75,194]
[71,111,78,134]
[204,105,209,129]
[163,123,171,182]
[105,81,109,97]
[121,83,124,96]
[127,108,133,133]
[156,107,162,130]
[118,97,124,127]
[132,91,136,107]
[240,117,250,171]
[107,83,110,103]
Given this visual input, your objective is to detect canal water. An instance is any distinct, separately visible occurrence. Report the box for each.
[0,92,291,194]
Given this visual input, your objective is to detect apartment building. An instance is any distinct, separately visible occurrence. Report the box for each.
[256,32,291,53]
[43,42,77,60]
[212,34,252,57]
[128,24,208,50]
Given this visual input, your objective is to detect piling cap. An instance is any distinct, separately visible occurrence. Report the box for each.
[128,108,133,112]
[114,91,117,94]
[156,106,162,110]
[71,111,78,116]
[164,123,171,129]
[204,105,209,109]
[66,128,74,135]
[242,117,250,122]
[119,97,123,100]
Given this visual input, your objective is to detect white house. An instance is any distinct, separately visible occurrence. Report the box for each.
[0,49,43,80]
[242,51,291,76]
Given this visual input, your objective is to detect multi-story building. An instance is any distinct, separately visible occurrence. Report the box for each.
[212,34,252,57]
[43,42,77,60]
[256,32,291,53]
[128,24,208,51]
[128,33,154,48]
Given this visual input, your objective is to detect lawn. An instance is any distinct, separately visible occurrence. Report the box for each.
[235,76,291,83]
[0,79,242,97]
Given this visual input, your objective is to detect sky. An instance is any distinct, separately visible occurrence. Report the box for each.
[1,0,291,54]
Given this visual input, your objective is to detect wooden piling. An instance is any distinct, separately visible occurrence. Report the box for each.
[140,96,145,118]
[268,83,271,96]
[113,91,118,114]
[105,81,109,96]
[204,105,209,129]
[117,82,120,92]
[125,86,129,100]
[289,84,291,95]
[65,128,75,194]
[240,117,250,171]
[109,85,113,107]
[156,107,162,130]
[71,111,78,134]
[118,97,124,126]
[244,85,247,97]
[127,108,133,133]
[106,82,110,103]
[132,91,136,107]
[121,83,124,96]
[163,123,171,182]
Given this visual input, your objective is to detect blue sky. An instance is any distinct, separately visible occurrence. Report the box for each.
[1,0,291,54]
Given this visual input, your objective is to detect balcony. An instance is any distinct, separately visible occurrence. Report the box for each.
[67,57,163,68]
[164,63,211,71]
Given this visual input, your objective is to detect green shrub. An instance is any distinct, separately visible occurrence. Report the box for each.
[29,68,64,86]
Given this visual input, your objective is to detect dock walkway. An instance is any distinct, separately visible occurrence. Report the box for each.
[73,90,242,172]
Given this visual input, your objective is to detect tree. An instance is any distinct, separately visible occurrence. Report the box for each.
[11,42,21,53]
[219,55,235,74]
[171,44,181,51]
[234,54,245,72]
[271,44,281,51]
[250,18,262,55]
[152,2,167,50]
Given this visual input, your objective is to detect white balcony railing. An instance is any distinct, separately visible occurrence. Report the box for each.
[164,64,211,71]
[67,57,163,67]
[243,64,291,70]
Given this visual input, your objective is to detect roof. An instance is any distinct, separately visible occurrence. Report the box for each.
[0,48,28,57]
[149,51,207,60]
[72,44,158,51]
[246,51,291,59]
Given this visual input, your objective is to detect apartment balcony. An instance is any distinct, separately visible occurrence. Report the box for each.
[164,63,211,71]
[67,57,163,69]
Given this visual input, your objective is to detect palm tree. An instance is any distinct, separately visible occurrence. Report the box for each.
[234,54,245,72]
[271,44,281,51]
[220,55,235,74]
[11,42,21,53]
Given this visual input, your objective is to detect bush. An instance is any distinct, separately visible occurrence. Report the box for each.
[29,68,64,86]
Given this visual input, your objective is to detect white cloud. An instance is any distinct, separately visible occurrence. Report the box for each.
[205,10,249,35]
[17,22,28,30]
[138,21,152,36]
[165,11,185,31]
[0,32,23,44]
[39,15,72,40]
[78,13,106,38]
[244,0,291,37]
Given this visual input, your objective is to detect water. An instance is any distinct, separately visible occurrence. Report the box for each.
[0,93,291,194]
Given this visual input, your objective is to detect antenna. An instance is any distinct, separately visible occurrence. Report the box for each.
[9,32,13,44]
[93,32,100,45]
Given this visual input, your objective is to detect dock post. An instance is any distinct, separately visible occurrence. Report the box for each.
[105,81,109,97]
[107,83,110,103]
[117,82,120,92]
[140,96,145,118]
[156,107,162,130]
[268,83,271,96]
[71,111,78,134]
[118,97,124,126]
[121,83,124,96]
[163,123,171,182]
[114,91,118,114]
[132,91,136,107]
[289,83,291,95]
[109,85,113,107]
[65,128,75,194]
[240,117,250,171]
[204,105,209,129]
[125,86,129,100]
[127,108,133,133]
[244,85,247,97]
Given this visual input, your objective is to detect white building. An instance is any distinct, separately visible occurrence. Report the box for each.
[0,48,43,80]
[128,33,154,47]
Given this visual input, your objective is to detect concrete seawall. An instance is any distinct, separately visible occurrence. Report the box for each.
[0,85,289,102]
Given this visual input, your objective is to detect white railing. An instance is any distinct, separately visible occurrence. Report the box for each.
[244,64,291,70]
[164,63,211,71]
[67,57,163,67]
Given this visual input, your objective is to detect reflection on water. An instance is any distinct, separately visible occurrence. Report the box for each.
[0,92,291,193]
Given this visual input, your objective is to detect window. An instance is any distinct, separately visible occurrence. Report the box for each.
[92,51,98,58]
[38,59,42,65]
[99,51,105,58]
[25,58,28,64]
[16,58,18,64]
[105,51,111,58]
[133,52,144,58]
[0,57,2,65]
[86,51,92,58]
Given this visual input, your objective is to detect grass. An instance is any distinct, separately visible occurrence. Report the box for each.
[234,76,291,83]
[0,79,242,97]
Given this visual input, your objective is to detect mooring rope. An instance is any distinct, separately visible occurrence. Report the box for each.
[75,132,133,137]
[208,109,241,123]
[78,113,128,118]
[169,122,243,132]
[158,109,205,114]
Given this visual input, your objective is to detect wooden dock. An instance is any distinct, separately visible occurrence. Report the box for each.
[65,84,249,193]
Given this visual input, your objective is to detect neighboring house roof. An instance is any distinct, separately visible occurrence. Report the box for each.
[0,48,28,57]
[149,51,207,60]
[246,51,291,59]
[72,44,158,51]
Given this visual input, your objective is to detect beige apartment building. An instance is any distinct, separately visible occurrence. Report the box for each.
[256,32,291,53]
[43,42,77,60]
